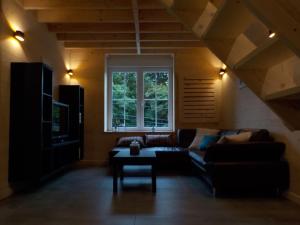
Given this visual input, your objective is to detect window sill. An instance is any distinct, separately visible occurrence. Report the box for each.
[104,130,174,133]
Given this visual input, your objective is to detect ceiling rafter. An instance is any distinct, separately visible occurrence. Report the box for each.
[21,0,203,50]
[56,33,198,42]
[131,0,141,54]
[37,9,177,23]
[23,0,164,10]
[47,22,189,33]
[64,41,204,49]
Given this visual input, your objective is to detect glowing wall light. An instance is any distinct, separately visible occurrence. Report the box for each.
[13,30,25,42]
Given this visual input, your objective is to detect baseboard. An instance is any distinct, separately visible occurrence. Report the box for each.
[0,183,13,201]
[285,191,300,205]
[76,160,108,167]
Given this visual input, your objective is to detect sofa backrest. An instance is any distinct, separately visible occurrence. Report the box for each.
[176,129,196,147]
[176,128,274,147]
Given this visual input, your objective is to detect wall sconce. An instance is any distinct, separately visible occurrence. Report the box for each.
[67,69,74,76]
[268,30,276,39]
[219,68,226,78]
[13,30,25,42]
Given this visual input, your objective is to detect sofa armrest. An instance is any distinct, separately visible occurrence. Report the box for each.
[204,142,285,162]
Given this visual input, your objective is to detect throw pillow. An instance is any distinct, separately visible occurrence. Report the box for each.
[249,129,272,142]
[219,131,252,144]
[188,128,220,150]
[145,134,174,147]
[199,135,220,150]
[216,136,228,144]
[116,136,144,147]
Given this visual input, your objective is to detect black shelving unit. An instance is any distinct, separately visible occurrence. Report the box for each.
[9,63,81,188]
[59,85,84,160]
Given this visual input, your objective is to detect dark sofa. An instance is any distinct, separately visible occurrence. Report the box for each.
[110,128,289,194]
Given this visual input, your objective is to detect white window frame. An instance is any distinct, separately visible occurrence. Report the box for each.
[106,66,174,132]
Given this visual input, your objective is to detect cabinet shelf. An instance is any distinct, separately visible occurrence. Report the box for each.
[43,93,52,98]
[9,63,81,187]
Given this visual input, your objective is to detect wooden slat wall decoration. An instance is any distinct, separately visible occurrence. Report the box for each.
[179,76,220,123]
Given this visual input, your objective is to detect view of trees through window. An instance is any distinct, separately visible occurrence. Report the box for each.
[112,71,169,129]
[144,72,169,127]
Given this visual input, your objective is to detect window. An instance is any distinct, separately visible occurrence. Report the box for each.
[106,67,173,132]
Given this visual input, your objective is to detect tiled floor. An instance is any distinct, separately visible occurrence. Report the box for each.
[0,166,300,225]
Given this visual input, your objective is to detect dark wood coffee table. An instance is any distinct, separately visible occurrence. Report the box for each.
[112,151,157,193]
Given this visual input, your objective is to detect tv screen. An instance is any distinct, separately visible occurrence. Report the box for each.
[52,101,69,138]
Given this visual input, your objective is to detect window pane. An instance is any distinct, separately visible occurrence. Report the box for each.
[144,100,155,127]
[144,72,156,99]
[157,72,169,99]
[112,72,124,99]
[157,100,168,127]
[112,100,124,127]
[125,73,137,100]
[125,100,137,127]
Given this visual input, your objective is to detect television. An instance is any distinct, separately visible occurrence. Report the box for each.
[52,101,69,138]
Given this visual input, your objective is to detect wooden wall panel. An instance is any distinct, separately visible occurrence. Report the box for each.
[179,76,220,123]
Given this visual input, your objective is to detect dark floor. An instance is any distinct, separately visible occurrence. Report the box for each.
[1,166,300,225]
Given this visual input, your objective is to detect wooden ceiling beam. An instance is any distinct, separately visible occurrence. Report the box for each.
[56,33,136,41]
[131,0,141,54]
[48,23,135,33]
[48,22,189,33]
[140,22,189,33]
[64,41,136,49]
[64,41,204,48]
[139,9,177,22]
[37,9,176,23]
[56,33,198,42]
[140,33,199,41]
[37,9,133,23]
[23,0,163,10]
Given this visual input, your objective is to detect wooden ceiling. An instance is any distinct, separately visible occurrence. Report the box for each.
[22,0,205,52]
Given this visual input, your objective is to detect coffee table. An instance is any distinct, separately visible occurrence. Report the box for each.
[112,151,157,193]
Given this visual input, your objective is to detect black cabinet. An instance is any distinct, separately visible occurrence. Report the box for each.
[59,85,84,159]
[9,63,81,187]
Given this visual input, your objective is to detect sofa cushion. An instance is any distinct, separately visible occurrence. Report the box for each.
[188,128,219,150]
[218,129,240,136]
[189,150,207,166]
[199,135,220,150]
[217,132,252,144]
[145,134,174,147]
[176,129,196,147]
[249,129,273,142]
[116,136,145,147]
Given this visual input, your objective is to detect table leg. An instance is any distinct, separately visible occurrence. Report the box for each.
[113,163,118,194]
[152,163,156,193]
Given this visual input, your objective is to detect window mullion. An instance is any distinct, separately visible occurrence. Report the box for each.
[154,73,157,128]
[123,73,126,128]
[139,69,144,130]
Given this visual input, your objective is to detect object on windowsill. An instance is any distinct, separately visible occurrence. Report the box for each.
[130,140,140,155]
[152,126,155,133]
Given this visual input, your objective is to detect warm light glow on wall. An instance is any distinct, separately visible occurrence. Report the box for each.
[64,74,79,85]
[6,37,24,53]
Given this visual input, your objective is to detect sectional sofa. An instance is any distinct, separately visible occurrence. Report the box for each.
[109,128,289,195]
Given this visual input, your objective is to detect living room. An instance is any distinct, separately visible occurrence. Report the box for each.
[1,0,300,224]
